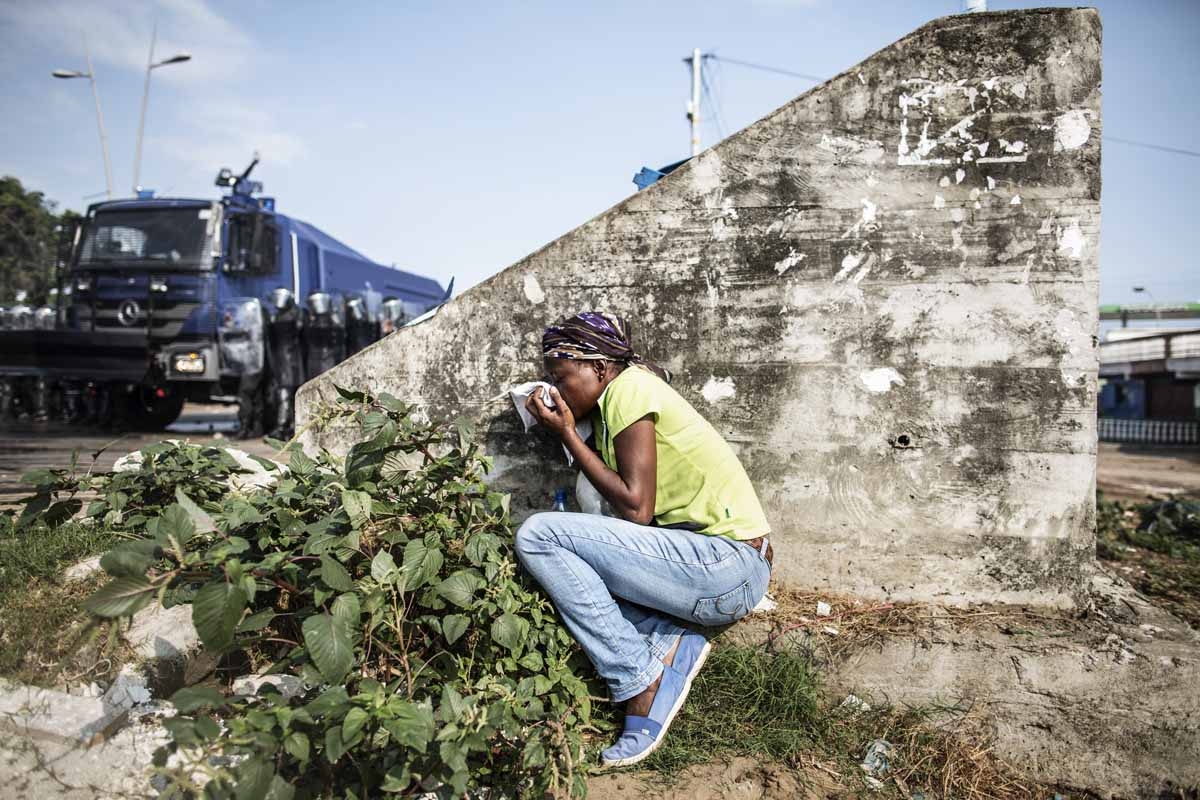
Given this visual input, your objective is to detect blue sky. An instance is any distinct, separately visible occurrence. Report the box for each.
[1,0,1197,306]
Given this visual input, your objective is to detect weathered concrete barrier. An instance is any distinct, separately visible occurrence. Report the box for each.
[299,8,1102,609]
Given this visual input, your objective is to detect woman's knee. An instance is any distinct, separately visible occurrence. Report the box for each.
[514,512,555,562]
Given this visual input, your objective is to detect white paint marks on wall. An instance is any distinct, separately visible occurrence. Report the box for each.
[523,273,546,304]
[987,176,996,191]
[939,175,951,188]
[818,133,885,163]
[950,208,965,223]
[955,168,966,184]
[934,194,946,209]
[774,249,808,276]
[1061,370,1086,388]
[701,376,737,404]
[1053,109,1091,152]
[834,251,865,282]
[860,367,905,393]
[1010,194,1022,205]
[1057,221,1085,259]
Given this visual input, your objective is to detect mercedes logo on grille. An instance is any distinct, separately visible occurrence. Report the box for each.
[117,299,142,327]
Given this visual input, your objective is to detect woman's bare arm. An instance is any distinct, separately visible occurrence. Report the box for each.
[527,387,657,524]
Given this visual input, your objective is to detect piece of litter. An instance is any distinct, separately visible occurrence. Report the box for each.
[840,694,871,712]
[753,593,778,613]
[816,600,832,616]
[822,626,840,636]
[860,739,893,778]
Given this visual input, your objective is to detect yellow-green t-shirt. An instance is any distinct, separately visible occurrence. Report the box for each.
[594,366,770,540]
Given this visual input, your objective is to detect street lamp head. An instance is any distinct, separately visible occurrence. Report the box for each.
[1133,286,1147,293]
[52,69,89,79]
[153,52,192,68]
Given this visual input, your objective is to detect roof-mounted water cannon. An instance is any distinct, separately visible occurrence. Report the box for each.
[216,152,274,210]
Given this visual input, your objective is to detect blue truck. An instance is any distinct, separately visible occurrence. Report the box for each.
[0,158,447,429]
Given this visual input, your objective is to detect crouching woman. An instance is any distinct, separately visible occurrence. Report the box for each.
[515,311,773,767]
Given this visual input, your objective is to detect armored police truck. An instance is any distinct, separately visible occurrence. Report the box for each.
[0,158,447,430]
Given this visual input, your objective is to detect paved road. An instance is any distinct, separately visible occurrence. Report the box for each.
[1097,441,1200,502]
[0,403,279,506]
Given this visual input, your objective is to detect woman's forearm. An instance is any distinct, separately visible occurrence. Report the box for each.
[560,429,652,524]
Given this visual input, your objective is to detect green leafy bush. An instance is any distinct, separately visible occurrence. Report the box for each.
[32,389,596,798]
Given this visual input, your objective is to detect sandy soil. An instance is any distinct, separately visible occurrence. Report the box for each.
[1097,441,1200,502]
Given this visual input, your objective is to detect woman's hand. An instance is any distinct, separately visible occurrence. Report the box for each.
[526,385,576,440]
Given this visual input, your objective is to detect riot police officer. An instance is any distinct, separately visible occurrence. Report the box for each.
[228,299,268,440]
[379,297,407,336]
[302,291,346,380]
[344,295,377,356]
[265,288,304,439]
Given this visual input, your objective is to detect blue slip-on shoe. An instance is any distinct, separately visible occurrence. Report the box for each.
[601,662,696,768]
[668,629,711,680]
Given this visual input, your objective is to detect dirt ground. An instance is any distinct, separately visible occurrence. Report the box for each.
[587,756,844,800]
[1096,441,1200,502]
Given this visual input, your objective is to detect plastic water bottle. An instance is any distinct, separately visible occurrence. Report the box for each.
[551,488,568,512]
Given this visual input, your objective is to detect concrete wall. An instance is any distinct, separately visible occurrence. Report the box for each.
[299,8,1102,608]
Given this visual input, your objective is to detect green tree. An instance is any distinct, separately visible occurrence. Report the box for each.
[0,176,77,304]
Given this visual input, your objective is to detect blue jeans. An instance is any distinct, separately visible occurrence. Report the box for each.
[514,512,771,702]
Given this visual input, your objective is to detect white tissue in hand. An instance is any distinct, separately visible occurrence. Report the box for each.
[509,381,556,432]
[507,380,592,466]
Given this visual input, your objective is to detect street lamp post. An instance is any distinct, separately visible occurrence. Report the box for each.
[52,40,114,199]
[131,22,191,194]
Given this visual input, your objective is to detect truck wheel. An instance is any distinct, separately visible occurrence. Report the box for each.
[127,385,186,430]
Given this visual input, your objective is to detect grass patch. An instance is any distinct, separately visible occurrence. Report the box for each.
[599,643,1051,799]
[0,516,121,685]
[1097,492,1200,627]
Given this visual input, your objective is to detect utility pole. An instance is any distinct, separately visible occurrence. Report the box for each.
[686,48,702,157]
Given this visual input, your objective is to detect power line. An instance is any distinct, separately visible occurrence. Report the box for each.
[1103,136,1200,159]
[708,55,824,83]
[700,66,726,140]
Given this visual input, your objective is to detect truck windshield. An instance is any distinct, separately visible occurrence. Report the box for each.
[77,208,212,269]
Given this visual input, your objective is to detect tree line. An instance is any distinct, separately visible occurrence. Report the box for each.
[0,176,81,304]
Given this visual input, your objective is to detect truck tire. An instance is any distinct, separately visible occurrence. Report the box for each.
[125,386,186,430]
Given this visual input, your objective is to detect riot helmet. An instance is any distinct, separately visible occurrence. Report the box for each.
[269,287,296,312]
[306,291,331,317]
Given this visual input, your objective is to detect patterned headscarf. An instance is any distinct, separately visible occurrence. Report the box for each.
[542,311,671,383]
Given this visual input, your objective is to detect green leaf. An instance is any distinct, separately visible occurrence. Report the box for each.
[175,487,216,533]
[302,613,355,684]
[382,700,435,751]
[380,450,424,481]
[435,569,484,609]
[234,757,274,800]
[305,686,350,719]
[400,538,443,591]
[518,651,543,672]
[464,532,499,566]
[288,448,316,478]
[99,542,157,578]
[195,714,221,740]
[490,613,527,654]
[237,610,277,633]
[331,593,361,631]
[283,730,310,764]
[319,553,354,591]
[156,503,197,549]
[192,580,248,651]
[170,686,227,713]
[341,706,369,746]
[370,550,397,583]
[523,738,547,769]
[442,614,469,646]
[341,489,372,529]
[265,776,295,800]
[83,576,156,618]
[324,726,347,763]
